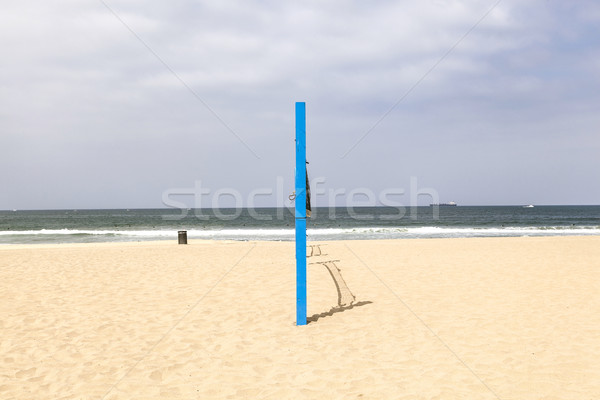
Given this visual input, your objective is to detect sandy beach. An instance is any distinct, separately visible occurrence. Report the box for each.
[1,236,599,399]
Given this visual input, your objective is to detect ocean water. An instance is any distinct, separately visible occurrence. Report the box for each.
[0,206,599,244]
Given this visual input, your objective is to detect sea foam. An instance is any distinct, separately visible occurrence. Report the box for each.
[1,225,599,243]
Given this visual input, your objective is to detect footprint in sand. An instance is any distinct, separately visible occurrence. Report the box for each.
[15,367,36,378]
[149,370,162,381]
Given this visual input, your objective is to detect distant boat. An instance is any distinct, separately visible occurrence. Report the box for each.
[430,201,457,207]
[12,209,17,212]
[523,205,534,208]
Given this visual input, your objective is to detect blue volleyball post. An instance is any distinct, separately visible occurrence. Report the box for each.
[295,102,307,326]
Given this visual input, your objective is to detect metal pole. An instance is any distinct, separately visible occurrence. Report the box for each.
[295,102,307,326]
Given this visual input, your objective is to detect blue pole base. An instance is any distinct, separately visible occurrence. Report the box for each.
[296,217,307,325]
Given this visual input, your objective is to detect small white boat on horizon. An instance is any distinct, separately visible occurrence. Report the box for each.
[523,205,534,208]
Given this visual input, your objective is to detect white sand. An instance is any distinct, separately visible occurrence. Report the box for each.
[1,236,599,399]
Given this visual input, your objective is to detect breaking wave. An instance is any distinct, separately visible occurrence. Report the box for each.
[1,225,599,243]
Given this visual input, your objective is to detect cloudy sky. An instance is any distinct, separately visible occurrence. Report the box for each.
[1,0,599,209]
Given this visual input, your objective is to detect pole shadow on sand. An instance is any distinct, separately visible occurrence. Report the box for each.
[307,300,373,323]
[307,257,372,323]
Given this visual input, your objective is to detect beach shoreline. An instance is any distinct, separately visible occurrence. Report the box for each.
[1,233,600,248]
[2,236,599,399]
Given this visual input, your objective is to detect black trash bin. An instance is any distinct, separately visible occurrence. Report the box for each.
[178,230,187,244]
